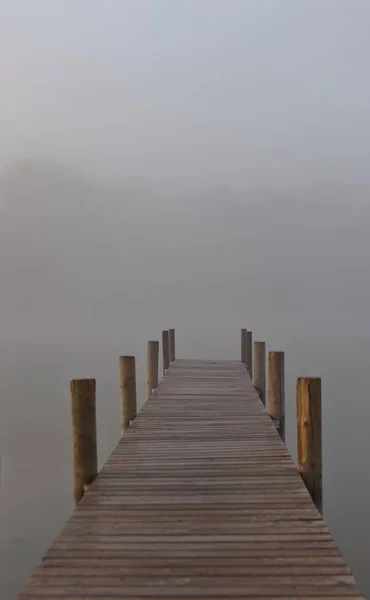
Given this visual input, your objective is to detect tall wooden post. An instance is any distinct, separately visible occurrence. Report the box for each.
[297,377,322,513]
[119,356,137,435]
[253,341,266,406]
[162,330,170,375]
[169,328,176,363]
[70,378,98,504]
[268,351,285,442]
[246,330,253,377]
[146,340,159,400]
[241,328,247,365]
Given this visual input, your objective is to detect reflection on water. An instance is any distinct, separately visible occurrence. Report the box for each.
[0,338,369,598]
[0,457,72,596]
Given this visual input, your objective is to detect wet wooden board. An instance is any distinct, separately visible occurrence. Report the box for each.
[19,360,364,599]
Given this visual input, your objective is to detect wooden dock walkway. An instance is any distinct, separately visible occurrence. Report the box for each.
[20,359,363,599]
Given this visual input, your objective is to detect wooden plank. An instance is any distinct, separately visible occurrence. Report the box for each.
[18,359,363,599]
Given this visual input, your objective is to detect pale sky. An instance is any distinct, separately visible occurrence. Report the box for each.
[1,0,370,190]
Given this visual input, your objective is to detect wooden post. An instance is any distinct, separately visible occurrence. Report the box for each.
[169,328,176,363]
[119,356,137,435]
[70,378,98,504]
[297,377,322,513]
[253,341,266,406]
[246,330,253,377]
[268,351,285,442]
[162,329,170,375]
[241,328,247,365]
[146,340,159,400]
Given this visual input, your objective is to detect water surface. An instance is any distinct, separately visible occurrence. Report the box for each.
[1,332,369,598]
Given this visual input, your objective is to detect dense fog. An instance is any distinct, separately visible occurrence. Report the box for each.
[1,1,370,597]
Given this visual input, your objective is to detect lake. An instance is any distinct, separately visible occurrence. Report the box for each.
[1,329,369,598]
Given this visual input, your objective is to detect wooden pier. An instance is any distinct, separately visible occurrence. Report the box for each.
[19,334,363,598]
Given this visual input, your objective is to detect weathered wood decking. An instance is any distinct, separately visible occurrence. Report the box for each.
[20,360,363,598]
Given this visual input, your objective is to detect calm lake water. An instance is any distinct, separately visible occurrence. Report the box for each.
[1,331,369,598]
